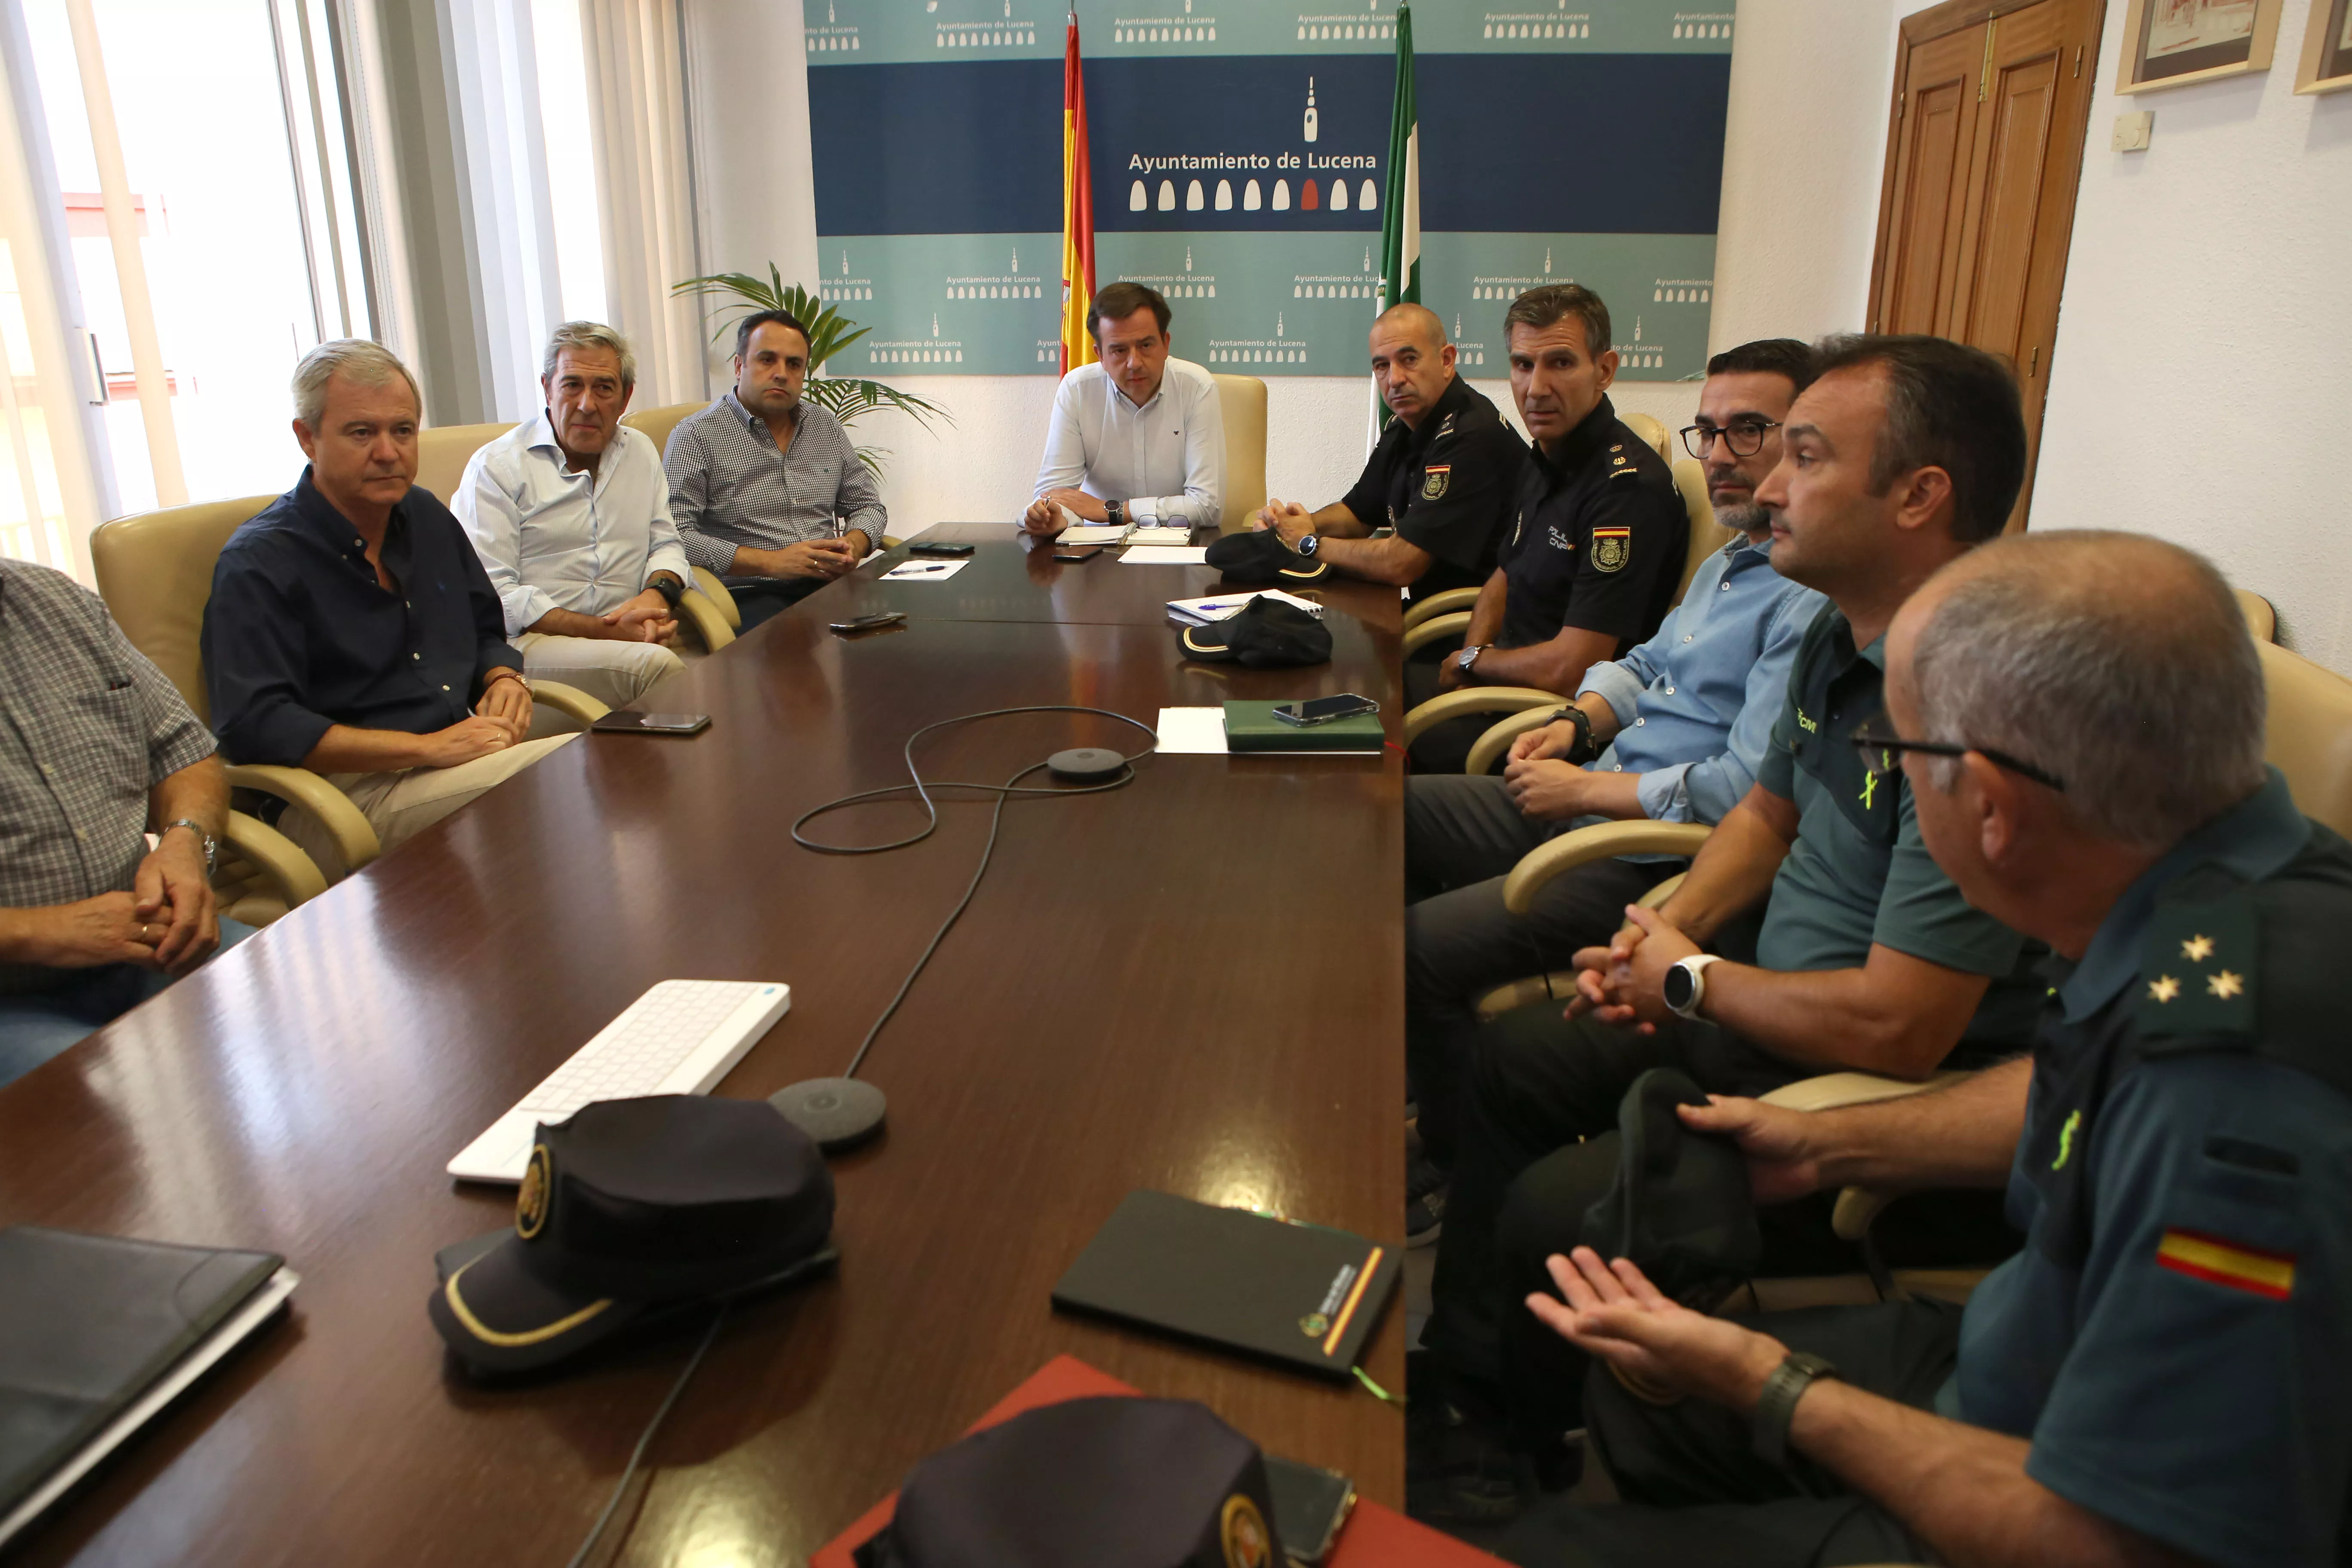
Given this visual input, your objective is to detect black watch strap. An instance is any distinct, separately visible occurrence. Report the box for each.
[650,574,686,610]
[1751,1352,1838,1468]
[1552,704,1597,765]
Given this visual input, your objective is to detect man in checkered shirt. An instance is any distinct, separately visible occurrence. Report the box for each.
[0,560,249,1086]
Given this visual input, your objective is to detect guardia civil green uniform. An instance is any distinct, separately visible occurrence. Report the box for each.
[1503,769,2352,1567]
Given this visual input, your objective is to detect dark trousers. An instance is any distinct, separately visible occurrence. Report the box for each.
[724,575,829,631]
[1488,1300,1960,1568]
[1423,1003,1843,1437]
[1405,773,1675,1165]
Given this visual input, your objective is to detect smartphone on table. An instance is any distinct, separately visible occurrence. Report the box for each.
[590,711,710,735]
[908,541,975,557]
[1265,1457,1356,1565]
[829,612,907,634]
[1270,693,1379,728]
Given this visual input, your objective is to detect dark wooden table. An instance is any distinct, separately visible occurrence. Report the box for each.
[0,547,1408,1566]
[824,521,1257,626]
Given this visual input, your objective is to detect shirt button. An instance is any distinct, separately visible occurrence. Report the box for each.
[1635,717,1646,726]
[442,684,451,692]
[1665,686,1676,695]
[1683,635,1694,643]
[413,652,421,660]
[1720,581,1730,591]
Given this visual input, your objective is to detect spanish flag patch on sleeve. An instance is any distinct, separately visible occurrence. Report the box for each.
[2156,1228,2296,1300]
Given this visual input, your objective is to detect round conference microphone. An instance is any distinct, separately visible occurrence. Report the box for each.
[771,707,1160,1152]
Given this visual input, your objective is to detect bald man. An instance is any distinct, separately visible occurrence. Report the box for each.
[1507,531,2352,1568]
[1253,303,1525,600]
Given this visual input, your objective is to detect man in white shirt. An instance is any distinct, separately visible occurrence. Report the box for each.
[455,322,690,710]
[1021,282,1224,537]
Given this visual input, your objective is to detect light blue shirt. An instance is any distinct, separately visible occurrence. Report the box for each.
[1574,533,1823,827]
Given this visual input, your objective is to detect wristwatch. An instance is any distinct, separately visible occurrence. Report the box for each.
[163,818,217,877]
[1551,704,1597,765]
[1663,953,1723,1020]
[1455,644,1488,676]
[1295,532,1320,557]
[1752,1351,1839,1468]
[1105,498,1127,528]
[649,573,685,610]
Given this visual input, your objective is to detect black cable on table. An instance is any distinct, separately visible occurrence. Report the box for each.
[561,1305,728,1568]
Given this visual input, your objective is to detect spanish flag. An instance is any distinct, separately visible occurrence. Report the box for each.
[1060,12,1097,376]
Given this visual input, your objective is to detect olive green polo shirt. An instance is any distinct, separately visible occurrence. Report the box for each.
[1753,605,2042,1052]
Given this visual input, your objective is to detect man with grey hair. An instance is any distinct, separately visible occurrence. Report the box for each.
[1507,530,2352,1568]
[205,339,574,877]
[453,321,691,709]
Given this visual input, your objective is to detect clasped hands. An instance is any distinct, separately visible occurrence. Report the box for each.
[594,588,679,647]
[14,827,220,978]
[1566,903,1702,1032]
[1498,717,1599,821]
[1249,498,1315,547]
[1022,488,1106,535]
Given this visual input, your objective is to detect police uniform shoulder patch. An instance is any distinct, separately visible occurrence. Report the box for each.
[1421,465,1451,500]
[1437,413,1457,439]
[1589,526,1631,573]
[2137,894,2257,1040]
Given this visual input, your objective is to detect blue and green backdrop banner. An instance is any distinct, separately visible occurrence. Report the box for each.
[802,0,1735,379]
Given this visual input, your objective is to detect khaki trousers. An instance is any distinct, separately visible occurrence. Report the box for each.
[283,733,577,881]
[514,632,683,711]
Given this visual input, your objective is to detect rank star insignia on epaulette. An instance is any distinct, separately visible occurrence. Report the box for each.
[2182,934,2215,961]
[2148,975,2181,1003]
[2138,897,2257,1037]
[2208,969,2244,999]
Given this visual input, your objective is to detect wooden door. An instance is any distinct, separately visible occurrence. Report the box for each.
[1869,0,2105,527]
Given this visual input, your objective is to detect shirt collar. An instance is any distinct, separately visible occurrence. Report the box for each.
[1396,374,1471,455]
[2059,769,2310,1023]
[291,467,395,566]
[526,408,565,455]
[1533,393,1616,479]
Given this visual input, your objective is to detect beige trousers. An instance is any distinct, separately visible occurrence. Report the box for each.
[514,632,683,711]
[283,733,577,881]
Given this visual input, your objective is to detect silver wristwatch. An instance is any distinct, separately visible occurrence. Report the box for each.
[1663,954,1723,1020]
[1454,643,1488,674]
[1295,532,1320,557]
[163,818,218,877]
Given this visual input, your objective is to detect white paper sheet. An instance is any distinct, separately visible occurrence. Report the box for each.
[1121,545,1212,565]
[881,558,971,582]
[1149,707,1381,756]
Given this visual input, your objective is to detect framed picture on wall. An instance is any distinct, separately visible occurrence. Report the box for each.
[2117,0,2283,91]
[2294,0,2352,93]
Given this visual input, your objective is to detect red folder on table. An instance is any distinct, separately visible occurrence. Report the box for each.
[810,1354,1506,1568]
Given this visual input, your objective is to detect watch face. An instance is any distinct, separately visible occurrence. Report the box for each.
[1663,963,1695,1012]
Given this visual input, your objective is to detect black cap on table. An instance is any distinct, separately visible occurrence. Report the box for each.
[429,1095,835,1373]
[1204,530,1331,585]
[856,1396,1283,1568]
[1177,595,1333,668]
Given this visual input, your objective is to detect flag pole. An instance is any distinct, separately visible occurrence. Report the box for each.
[1060,11,1097,377]
[1371,3,1418,446]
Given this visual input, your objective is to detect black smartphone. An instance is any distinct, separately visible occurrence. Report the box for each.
[908,541,975,557]
[1051,545,1103,562]
[590,711,710,735]
[1265,1457,1356,1566]
[1271,693,1379,728]
[829,611,907,634]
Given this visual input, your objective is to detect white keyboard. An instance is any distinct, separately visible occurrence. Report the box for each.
[445,979,793,1183]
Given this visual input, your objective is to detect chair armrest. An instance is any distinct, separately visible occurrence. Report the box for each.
[1401,686,1562,746]
[881,534,904,550]
[1465,708,1563,775]
[224,764,382,872]
[1401,586,1482,634]
[691,567,742,630]
[678,589,735,652]
[1400,611,1473,659]
[221,808,328,911]
[529,679,610,725]
[1501,822,1713,915]
[1756,1072,1970,1242]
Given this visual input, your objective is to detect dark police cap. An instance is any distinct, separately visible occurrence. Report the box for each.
[429,1095,835,1373]
[1177,594,1332,668]
[856,1396,1283,1568]
[1204,529,1331,586]
[1578,1067,1759,1303]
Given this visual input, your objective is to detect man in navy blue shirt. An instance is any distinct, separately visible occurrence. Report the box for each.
[1507,532,2350,1568]
[205,340,574,877]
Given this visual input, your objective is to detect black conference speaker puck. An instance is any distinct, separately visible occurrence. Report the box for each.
[771,1077,887,1152]
[1046,747,1127,781]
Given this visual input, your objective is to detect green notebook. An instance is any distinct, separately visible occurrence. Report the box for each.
[1221,701,1385,753]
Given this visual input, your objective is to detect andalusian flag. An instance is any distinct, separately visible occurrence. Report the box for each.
[1060,12,1098,376]
[1373,3,1418,432]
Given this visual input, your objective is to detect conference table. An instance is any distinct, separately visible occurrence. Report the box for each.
[0,525,1409,1565]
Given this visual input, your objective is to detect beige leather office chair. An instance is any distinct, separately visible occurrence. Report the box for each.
[90,497,605,921]
[412,422,514,507]
[1212,373,1269,534]
[2236,588,2276,644]
[1620,410,1672,463]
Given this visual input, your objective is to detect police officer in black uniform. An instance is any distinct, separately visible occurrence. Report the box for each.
[1409,285,1685,772]
[1253,303,1525,603]
[1499,530,2352,1568]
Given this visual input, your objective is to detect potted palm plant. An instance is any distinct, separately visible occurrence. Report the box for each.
[671,265,951,476]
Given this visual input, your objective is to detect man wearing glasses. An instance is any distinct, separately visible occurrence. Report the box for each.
[1403,339,1822,1241]
[1411,336,2042,1526]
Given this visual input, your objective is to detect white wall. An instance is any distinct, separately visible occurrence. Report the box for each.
[2034,0,2352,670]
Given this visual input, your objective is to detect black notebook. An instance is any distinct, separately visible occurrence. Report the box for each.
[1051,1191,1400,1378]
[0,1226,291,1539]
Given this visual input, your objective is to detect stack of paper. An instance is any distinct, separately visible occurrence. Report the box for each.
[1165,589,1325,627]
[1055,524,1130,546]
[1124,527,1194,547]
